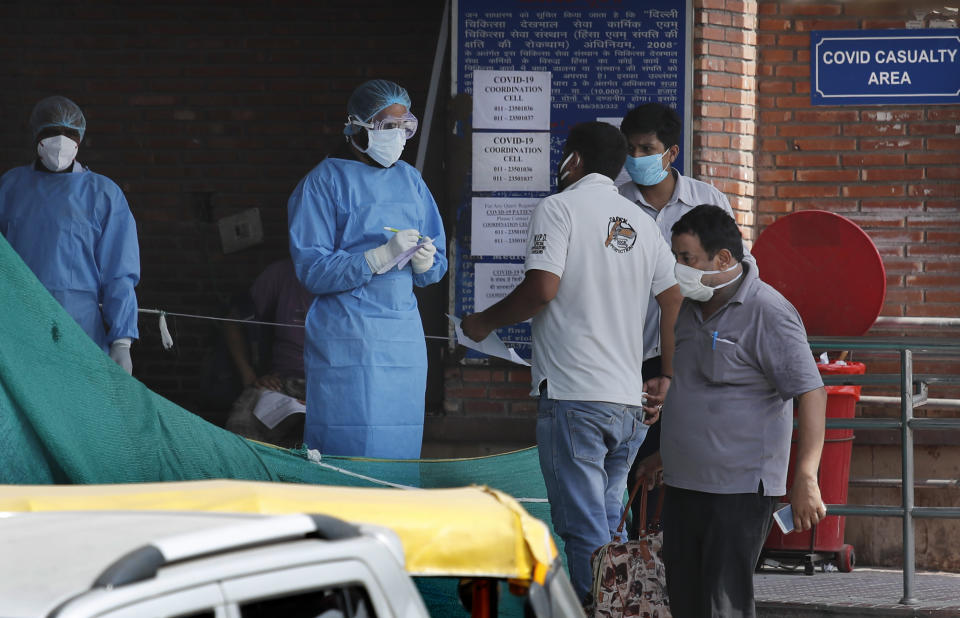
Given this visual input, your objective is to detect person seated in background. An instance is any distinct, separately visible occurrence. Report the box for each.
[223,258,312,448]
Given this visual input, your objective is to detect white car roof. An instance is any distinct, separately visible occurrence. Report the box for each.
[0,510,370,617]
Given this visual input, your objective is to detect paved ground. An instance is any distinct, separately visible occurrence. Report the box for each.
[755,567,960,616]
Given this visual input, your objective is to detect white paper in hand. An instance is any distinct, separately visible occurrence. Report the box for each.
[448,314,530,366]
[253,390,307,429]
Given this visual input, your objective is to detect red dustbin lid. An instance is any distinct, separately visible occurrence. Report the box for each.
[752,211,885,336]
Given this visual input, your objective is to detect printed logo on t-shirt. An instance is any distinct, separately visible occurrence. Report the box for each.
[530,233,547,254]
[604,217,636,253]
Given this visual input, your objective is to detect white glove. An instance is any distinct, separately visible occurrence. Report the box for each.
[411,237,436,274]
[364,228,420,274]
[109,338,133,375]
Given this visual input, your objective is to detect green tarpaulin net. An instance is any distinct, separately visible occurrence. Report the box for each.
[0,231,550,496]
[0,233,560,615]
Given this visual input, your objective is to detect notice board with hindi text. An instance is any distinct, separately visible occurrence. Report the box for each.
[450,0,692,360]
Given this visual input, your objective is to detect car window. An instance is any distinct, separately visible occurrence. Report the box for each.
[238,585,375,618]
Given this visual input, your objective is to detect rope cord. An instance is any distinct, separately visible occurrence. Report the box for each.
[137,307,531,346]
[308,456,546,502]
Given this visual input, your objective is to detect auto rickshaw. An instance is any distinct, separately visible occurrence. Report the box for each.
[0,480,583,618]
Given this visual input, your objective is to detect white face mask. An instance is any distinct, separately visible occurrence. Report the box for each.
[358,127,406,167]
[37,135,79,172]
[674,261,742,301]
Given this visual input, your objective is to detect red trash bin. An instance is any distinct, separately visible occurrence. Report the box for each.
[762,361,865,573]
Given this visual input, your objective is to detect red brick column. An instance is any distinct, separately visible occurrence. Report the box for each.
[694,0,760,241]
[431,365,536,450]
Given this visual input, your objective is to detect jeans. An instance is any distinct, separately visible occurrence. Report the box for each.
[536,395,649,601]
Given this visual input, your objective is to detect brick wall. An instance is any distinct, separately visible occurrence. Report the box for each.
[756,0,960,320]
[0,1,444,417]
[430,364,536,453]
[693,0,759,239]
[754,0,960,571]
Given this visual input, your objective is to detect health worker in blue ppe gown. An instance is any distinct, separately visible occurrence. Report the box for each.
[287,79,447,459]
[0,96,140,374]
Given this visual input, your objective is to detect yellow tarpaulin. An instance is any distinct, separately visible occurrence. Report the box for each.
[0,480,557,581]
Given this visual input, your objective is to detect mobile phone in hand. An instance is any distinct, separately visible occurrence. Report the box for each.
[773,504,794,534]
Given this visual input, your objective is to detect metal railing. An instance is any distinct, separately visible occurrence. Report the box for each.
[807,336,960,605]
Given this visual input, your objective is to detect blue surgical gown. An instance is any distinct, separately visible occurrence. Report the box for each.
[0,165,140,351]
[288,157,447,459]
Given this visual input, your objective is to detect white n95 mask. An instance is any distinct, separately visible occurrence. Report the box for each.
[37,135,79,172]
[360,127,406,167]
[674,262,742,301]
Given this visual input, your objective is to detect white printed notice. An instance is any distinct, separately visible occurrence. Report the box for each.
[472,132,550,192]
[471,196,539,257]
[474,262,525,313]
[473,70,551,130]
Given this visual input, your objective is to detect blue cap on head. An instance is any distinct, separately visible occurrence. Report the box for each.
[29,96,86,142]
[344,80,411,136]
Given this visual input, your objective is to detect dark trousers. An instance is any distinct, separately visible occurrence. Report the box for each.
[628,356,662,538]
[662,485,779,618]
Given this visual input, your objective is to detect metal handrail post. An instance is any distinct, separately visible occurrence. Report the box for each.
[900,348,918,606]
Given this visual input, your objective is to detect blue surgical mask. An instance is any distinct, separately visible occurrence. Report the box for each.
[625,152,668,186]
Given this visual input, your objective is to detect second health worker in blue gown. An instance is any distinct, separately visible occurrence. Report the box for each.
[288,79,447,459]
[0,96,139,374]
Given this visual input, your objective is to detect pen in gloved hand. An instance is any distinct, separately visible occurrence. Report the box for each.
[383,226,426,239]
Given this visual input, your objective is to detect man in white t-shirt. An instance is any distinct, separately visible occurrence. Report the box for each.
[462,121,682,601]
[618,103,751,538]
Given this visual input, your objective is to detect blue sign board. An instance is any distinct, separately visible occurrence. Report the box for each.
[811,29,960,105]
[452,0,691,359]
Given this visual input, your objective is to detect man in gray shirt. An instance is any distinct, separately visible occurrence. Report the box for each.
[639,205,827,618]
